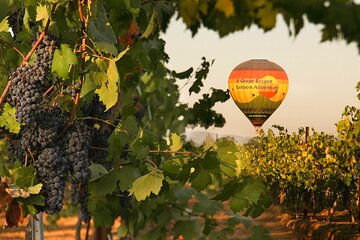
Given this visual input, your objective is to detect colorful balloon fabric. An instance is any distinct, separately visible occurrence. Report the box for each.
[228,59,289,129]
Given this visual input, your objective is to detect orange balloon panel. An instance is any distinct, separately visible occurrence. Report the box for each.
[228,59,289,128]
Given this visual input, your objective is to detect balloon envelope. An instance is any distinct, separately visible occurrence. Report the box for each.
[228,59,289,128]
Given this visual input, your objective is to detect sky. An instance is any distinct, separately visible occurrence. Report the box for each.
[162,16,360,137]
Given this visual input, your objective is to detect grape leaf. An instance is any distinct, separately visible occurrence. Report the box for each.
[202,150,220,170]
[179,0,208,28]
[95,59,119,111]
[118,166,140,191]
[90,170,122,197]
[95,42,118,56]
[51,44,78,79]
[35,5,49,27]
[141,10,157,39]
[257,2,277,30]
[190,166,211,192]
[229,193,249,212]
[215,0,235,17]
[170,133,182,151]
[13,166,37,188]
[0,181,12,213]
[0,103,20,134]
[172,67,193,80]
[5,200,23,228]
[89,164,108,182]
[129,171,164,201]
[173,220,201,240]
[117,224,128,238]
[0,18,9,32]
[81,60,105,98]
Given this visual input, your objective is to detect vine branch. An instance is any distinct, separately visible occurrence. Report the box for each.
[69,0,89,122]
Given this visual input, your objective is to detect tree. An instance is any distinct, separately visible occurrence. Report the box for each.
[0,0,359,239]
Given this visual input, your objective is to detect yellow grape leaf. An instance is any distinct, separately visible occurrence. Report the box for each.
[129,171,164,201]
[0,18,9,32]
[27,183,43,195]
[215,0,235,17]
[35,5,49,26]
[141,10,157,39]
[114,46,129,62]
[95,60,119,111]
[170,133,183,152]
[0,103,21,134]
[257,2,277,29]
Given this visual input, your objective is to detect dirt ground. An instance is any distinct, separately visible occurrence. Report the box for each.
[1,205,359,240]
[0,206,302,240]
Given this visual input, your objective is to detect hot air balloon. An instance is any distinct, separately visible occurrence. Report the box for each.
[228,59,289,132]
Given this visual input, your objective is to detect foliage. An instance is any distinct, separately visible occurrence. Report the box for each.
[241,106,359,221]
[0,0,360,238]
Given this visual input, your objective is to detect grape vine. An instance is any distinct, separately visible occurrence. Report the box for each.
[0,1,359,239]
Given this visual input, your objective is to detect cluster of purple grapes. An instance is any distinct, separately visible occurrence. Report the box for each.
[5,34,95,218]
[65,123,92,221]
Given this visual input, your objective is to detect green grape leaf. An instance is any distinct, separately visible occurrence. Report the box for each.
[88,20,117,43]
[95,42,118,56]
[95,59,119,111]
[192,193,222,216]
[129,171,164,201]
[189,58,213,95]
[162,158,181,178]
[89,163,108,182]
[131,140,150,160]
[202,150,220,170]
[0,103,21,133]
[117,224,128,239]
[118,166,141,191]
[216,141,238,177]
[81,60,105,98]
[229,194,249,212]
[190,166,211,192]
[12,166,37,188]
[108,129,129,162]
[90,170,122,197]
[122,116,138,136]
[173,220,201,240]
[172,67,193,80]
[170,133,182,151]
[51,44,78,79]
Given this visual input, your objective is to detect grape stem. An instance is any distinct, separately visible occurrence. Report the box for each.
[0,81,12,107]
[69,0,89,122]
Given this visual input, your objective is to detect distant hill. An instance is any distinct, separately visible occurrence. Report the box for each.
[185,130,251,145]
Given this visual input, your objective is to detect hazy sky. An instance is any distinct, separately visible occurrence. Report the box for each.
[162,16,359,137]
